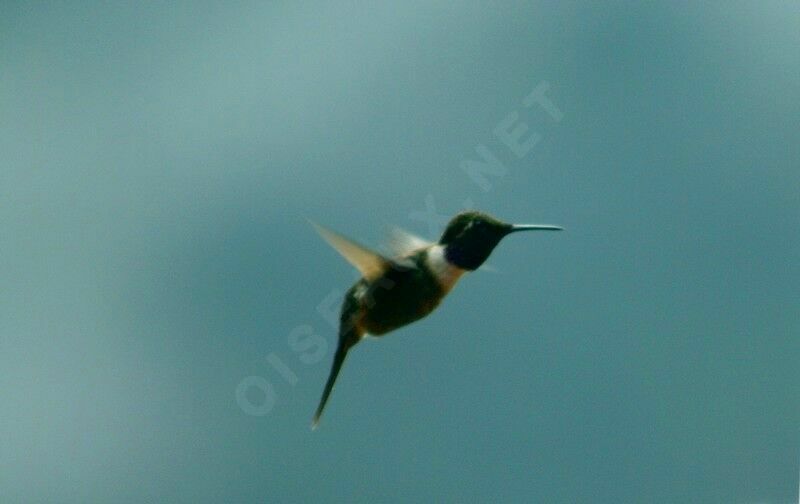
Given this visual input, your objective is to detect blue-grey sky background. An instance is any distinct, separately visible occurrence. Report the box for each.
[1,2,798,502]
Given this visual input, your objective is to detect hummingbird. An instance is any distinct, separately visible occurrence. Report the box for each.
[310,211,562,428]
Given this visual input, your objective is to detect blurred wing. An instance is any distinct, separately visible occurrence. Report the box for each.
[309,220,390,280]
[387,227,433,258]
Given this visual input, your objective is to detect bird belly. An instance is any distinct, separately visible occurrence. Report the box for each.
[358,268,445,336]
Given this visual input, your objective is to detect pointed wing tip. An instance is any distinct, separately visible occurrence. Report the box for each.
[308,220,389,279]
[310,419,320,431]
[478,264,500,273]
[306,218,322,232]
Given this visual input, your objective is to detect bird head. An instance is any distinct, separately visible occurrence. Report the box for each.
[438,211,562,270]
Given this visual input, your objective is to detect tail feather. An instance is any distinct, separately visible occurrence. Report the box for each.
[312,342,350,429]
[312,281,364,429]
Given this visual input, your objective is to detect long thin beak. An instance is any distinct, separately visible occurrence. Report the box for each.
[509,224,564,232]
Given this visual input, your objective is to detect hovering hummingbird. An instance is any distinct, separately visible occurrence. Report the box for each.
[310,211,562,428]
